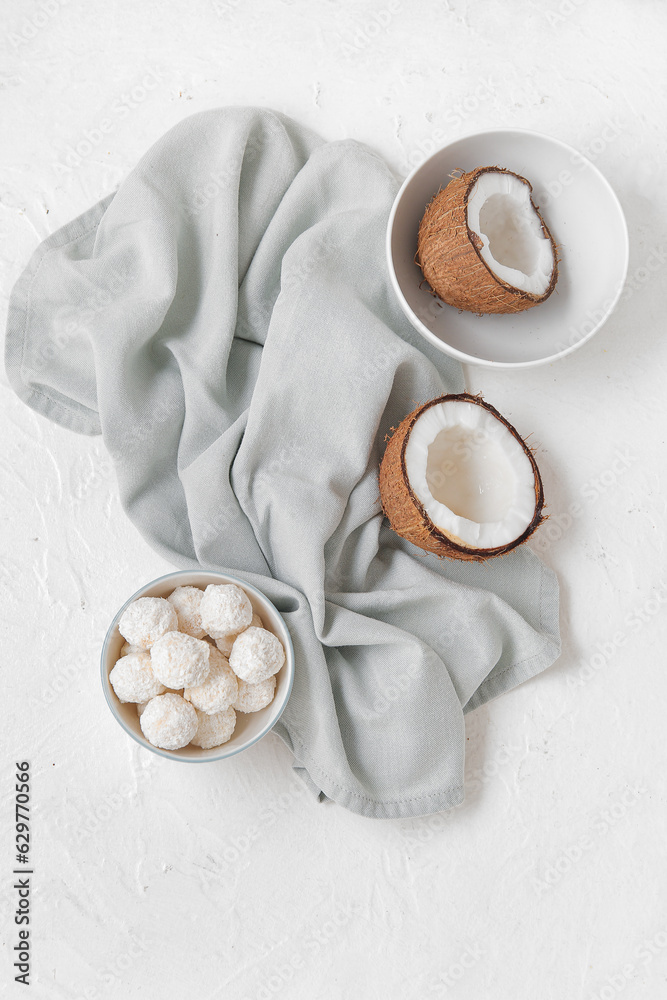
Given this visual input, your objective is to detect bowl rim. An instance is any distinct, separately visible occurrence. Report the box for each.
[100,569,295,763]
[386,125,630,369]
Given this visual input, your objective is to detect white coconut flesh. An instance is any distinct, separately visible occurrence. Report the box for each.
[466,171,555,297]
[403,400,537,549]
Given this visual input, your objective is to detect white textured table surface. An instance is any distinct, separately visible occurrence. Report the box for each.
[2,2,666,998]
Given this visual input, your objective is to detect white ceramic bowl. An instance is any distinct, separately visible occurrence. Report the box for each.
[387,128,629,368]
[101,570,295,762]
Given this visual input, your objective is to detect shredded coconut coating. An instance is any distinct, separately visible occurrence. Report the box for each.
[200,584,253,639]
[140,693,198,750]
[167,585,206,639]
[109,652,165,704]
[229,627,286,684]
[136,701,149,717]
[215,633,236,657]
[233,675,277,713]
[150,631,211,688]
[117,597,178,649]
[120,641,143,657]
[214,612,264,656]
[191,706,236,749]
[183,647,238,714]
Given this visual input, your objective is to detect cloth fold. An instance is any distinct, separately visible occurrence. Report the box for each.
[5,107,560,819]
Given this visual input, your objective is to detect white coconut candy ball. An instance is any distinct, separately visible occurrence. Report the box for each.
[167,586,206,639]
[183,647,238,715]
[214,612,264,656]
[109,652,165,704]
[233,675,276,714]
[140,693,198,750]
[117,597,178,649]
[200,584,253,639]
[136,701,149,718]
[229,627,285,684]
[150,631,211,689]
[190,706,236,749]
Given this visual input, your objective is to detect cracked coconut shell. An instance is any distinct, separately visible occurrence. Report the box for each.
[416,166,558,315]
[379,393,546,562]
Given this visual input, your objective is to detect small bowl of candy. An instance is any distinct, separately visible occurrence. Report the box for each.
[101,570,295,762]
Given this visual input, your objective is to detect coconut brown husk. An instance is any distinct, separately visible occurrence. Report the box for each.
[416,167,558,315]
[379,393,545,562]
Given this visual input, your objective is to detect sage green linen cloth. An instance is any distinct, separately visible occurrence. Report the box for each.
[5,108,560,818]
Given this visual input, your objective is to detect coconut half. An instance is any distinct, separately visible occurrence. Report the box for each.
[417,167,558,314]
[379,393,545,561]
